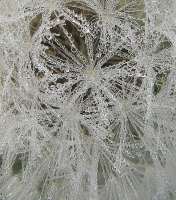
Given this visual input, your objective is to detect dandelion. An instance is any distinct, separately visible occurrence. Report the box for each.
[0,0,176,199]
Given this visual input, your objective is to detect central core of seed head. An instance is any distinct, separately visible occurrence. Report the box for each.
[86,69,95,76]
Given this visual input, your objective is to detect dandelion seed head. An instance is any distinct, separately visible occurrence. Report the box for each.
[0,0,176,200]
